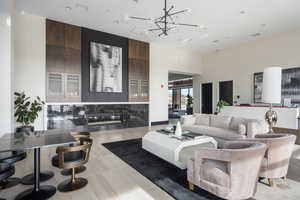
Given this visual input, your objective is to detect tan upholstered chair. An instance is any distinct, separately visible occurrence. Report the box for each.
[247,134,296,186]
[52,137,93,192]
[60,132,91,176]
[187,141,266,200]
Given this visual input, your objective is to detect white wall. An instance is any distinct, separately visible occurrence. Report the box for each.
[149,43,202,123]
[202,28,300,112]
[14,12,46,130]
[0,0,14,136]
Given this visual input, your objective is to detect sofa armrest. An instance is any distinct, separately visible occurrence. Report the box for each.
[247,121,267,138]
[180,115,196,126]
[194,148,232,163]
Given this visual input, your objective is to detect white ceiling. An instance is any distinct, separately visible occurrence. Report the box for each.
[15,0,300,53]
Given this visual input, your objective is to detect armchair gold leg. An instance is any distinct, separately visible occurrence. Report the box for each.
[268,178,275,187]
[188,182,194,191]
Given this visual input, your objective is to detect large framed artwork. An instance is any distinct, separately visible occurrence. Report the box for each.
[90,42,122,93]
[81,28,128,102]
[253,67,300,105]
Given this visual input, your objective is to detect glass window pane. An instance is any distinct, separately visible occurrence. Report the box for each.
[181,88,189,110]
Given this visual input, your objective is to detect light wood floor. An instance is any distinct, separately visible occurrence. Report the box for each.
[1,126,300,200]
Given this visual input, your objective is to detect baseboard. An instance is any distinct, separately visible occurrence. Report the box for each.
[151,121,169,126]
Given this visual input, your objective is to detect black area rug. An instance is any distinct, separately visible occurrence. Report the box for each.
[103,139,224,200]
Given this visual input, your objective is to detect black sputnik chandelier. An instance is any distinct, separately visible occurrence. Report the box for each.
[129,0,198,37]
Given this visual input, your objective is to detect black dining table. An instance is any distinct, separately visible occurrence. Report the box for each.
[0,130,76,200]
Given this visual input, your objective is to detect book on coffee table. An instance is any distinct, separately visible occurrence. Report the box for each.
[182,132,203,139]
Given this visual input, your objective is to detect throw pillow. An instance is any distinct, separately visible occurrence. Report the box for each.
[210,115,232,129]
[181,115,196,126]
[229,117,247,131]
[195,114,210,126]
[237,124,247,135]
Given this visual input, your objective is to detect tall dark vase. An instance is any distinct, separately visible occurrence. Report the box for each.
[16,126,34,133]
[186,106,193,115]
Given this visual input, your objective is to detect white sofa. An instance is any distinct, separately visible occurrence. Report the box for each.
[181,114,268,141]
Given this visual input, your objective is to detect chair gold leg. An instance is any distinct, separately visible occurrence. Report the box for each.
[268,178,275,187]
[282,176,287,181]
[189,182,194,191]
[71,168,76,184]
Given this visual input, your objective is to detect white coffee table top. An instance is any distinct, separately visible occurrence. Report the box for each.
[142,130,217,169]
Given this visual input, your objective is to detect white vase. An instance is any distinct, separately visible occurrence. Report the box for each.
[175,121,182,136]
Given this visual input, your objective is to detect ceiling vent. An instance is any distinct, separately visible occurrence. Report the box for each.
[76,4,89,12]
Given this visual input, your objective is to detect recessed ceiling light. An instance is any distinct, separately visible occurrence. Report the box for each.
[213,40,219,43]
[20,11,25,15]
[261,23,267,27]
[65,6,72,12]
[250,33,261,37]
[240,10,245,14]
[113,20,120,24]
[182,38,192,43]
[76,4,88,12]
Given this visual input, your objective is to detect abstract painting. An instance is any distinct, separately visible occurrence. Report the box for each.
[90,42,122,93]
[254,67,300,105]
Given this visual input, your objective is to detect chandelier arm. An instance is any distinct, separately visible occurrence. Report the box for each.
[175,23,198,27]
[129,16,152,21]
[168,9,189,17]
[148,28,162,31]
[168,15,176,24]
[166,5,174,14]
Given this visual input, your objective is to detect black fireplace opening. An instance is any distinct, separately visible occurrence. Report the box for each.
[47,104,148,132]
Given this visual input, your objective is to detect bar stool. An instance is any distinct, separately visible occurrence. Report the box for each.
[61,132,91,176]
[0,151,26,189]
[0,162,15,191]
[52,137,93,192]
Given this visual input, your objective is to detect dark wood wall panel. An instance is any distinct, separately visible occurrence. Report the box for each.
[128,39,149,102]
[46,20,65,47]
[65,25,81,50]
[46,19,81,102]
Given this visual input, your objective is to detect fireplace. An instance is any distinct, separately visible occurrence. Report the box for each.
[46,103,148,132]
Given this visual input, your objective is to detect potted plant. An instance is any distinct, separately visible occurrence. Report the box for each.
[215,100,230,114]
[186,94,193,115]
[14,92,45,132]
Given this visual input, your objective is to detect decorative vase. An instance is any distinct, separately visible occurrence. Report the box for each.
[16,126,34,133]
[175,121,182,136]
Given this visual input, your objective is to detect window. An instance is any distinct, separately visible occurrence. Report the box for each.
[168,89,173,108]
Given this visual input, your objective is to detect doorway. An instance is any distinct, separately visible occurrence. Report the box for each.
[201,83,213,114]
[168,72,193,120]
[219,80,233,105]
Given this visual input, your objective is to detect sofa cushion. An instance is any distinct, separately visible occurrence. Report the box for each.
[195,114,210,126]
[210,115,232,129]
[181,115,196,126]
[183,125,245,140]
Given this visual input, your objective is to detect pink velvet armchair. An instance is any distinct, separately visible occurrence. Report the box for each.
[187,141,266,200]
[247,134,296,186]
